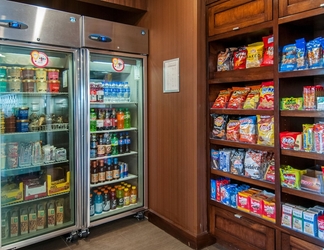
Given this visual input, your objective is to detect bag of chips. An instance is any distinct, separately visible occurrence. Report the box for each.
[233,47,247,70]
[296,38,307,70]
[243,86,260,109]
[257,81,274,110]
[279,43,297,72]
[226,119,240,141]
[212,89,232,109]
[217,48,237,71]
[257,115,274,146]
[211,114,228,139]
[261,35,274,66]
[246,42,264,68]
[307,37,322,69]
[239,116,257,144]
[227,87,250,109]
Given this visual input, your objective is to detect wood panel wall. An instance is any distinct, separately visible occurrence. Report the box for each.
[138,1,210,247]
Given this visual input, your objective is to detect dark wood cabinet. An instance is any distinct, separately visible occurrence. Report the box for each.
[281,233,324,250]
[279,0,324,17]
[77,0,147,10]
[207,0,272,37]
[209,205,275,250]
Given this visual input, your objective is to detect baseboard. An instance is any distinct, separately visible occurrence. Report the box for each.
[147,211,216,250]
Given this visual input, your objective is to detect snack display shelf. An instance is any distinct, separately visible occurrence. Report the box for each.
[210,108,274,116]
[281,187,324,203]
[1,160,69,177]
[0,92,68,96]
[90,173,137,188]
[90,101,138,106]
[209,66,274,84]
[211,169,275,190]
[281,149,324,161]
[209,138,275,153]
[1,127,69,136]
[280,110,324,117]
[279,68,324,78]
[1,191,70,208]
[89,127,137,134]
[90,151,137,161]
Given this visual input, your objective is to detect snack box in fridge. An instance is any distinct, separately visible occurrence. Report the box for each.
[1,182,23,205]
[47,167,70,195]
[23,176,47,200]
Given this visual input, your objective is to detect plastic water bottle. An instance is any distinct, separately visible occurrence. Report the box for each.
[103,82,109,103]
[117,82,124,102]
[111,81,117,102]
[107,81,112,102]
[123,81,130,102]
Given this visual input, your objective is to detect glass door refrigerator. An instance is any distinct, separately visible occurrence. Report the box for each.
[80,16,148,230]
[0,1,82,249]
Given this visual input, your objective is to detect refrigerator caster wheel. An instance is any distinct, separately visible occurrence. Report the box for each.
[66,231,78,243]
[134,211,145,221]
[78,228,90,238]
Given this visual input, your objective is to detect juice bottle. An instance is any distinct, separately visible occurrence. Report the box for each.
[130,186,137,204]
[113,158,120,180]
[117,108,124,129]
[110,188,117,209]
[124,108,131,128]
[116,187,124,208]
[105,158,113,181]
[124,188,130,206]
[98,159,106,183]
[97,135,106,157]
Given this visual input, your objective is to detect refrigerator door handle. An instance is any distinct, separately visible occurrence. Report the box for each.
[88,34,112,43]
[0,20,28,29]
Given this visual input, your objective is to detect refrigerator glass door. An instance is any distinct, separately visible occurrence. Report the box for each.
[85,50,146,225]
[0,43,78,247]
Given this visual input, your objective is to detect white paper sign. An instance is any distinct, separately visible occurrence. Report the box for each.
[163,58,179,93]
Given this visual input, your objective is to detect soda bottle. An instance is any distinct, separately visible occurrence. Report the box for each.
[90,83,97,102]
[97,135,106,157]
[111,108,117,129]
[105,158,113,181]
[103,109,111,130]
[90,108,97,132]
[117,108,124,129]
[90,134,97,158]
[103,190,110,212]
[111,133,118,155]
[130,186,137,204]
[124,108,131,128]
[113,158,119,180]
[97,83,104,102]
[94,191,103,214]
[104,133,111,155]
[123,81,131,102]
[118,133,124,154]
[116,187,124,208]
[124,188,130,206]
[124,132,131,153]
[110,188,117,209]
[96,109,104,131]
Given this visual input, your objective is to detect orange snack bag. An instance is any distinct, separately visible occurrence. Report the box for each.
[212,89,232,109]
[227,87,250,109]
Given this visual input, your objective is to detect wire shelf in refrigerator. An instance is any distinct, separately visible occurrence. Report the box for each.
[90,151,137,161]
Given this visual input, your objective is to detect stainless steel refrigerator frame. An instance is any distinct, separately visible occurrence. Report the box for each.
[80,16,148,230]
[0,1,83,249]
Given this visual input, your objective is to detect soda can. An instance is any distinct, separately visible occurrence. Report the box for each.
[124,163,128,177]
[119,162,124,179]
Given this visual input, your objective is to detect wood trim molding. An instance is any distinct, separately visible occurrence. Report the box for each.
[147,211,216,249]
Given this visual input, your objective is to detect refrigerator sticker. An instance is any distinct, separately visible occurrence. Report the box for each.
[31,50,49,68]
[112,58,125,72]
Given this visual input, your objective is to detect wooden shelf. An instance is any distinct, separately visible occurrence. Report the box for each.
[280,110,324,117]
[210,138,275,152]
[281,149,324,161]
[281,187,324,203]
[210,108,274,116]
[211,169,275,190]
[279,68,324,78]
[208,66,274,84]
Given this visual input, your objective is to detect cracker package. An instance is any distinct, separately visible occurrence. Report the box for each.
[261,35,274,66]
[257,115,274,146]
[246,42,264,68]
[257,81,274,110]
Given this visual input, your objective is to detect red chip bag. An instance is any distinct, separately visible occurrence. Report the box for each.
[233,47,247,70]
[257,81,274,110]
[261,35,274,66]
[212,89,232,109]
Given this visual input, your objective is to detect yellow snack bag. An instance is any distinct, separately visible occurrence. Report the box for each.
[246,42,264,68]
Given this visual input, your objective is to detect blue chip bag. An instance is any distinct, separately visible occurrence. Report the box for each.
[296,38,307,70]
[279,44,297,72]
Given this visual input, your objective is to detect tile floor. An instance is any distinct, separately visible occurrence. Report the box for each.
[18,216,233,250]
